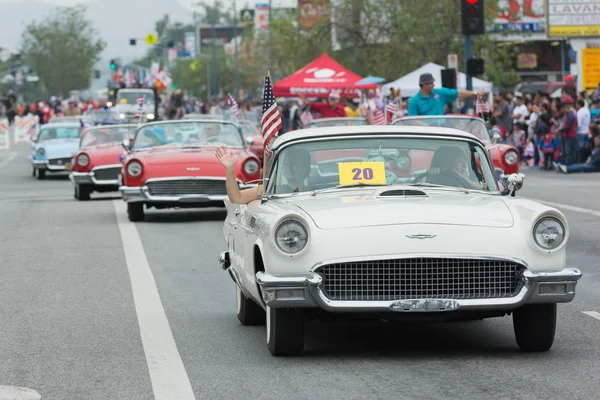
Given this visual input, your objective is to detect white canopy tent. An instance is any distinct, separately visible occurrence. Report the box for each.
[381,62,494,97]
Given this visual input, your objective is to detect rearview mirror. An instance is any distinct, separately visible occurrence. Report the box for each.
[395,156,411,169]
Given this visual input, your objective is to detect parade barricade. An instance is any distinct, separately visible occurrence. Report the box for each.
[14,115,38,143]
[0,118,9,150]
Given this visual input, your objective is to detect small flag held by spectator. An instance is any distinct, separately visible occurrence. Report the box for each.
[299,107,314,126]
[476,99,489,115]
[372,109,386,125]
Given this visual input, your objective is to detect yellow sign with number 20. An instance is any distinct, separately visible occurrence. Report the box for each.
[338,162,386,186]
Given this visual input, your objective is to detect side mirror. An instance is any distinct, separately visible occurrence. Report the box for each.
[121,139,131,152]
[244,136,254,146]
[31,135,38,142]
[491,133,502,144]
[501,173,524,196]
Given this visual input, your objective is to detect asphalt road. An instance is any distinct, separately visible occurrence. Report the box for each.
[1,143,599,400]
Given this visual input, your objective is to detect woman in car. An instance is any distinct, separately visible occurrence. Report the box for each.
[215,145,311,204]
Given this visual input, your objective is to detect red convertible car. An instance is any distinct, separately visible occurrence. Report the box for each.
[119,120,261,221]
[392,115,520,175]
[70,124,137,200]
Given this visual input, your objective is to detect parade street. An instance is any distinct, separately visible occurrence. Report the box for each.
[1,142,600,400]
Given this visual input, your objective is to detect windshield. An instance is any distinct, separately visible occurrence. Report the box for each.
[393,117,490,143]
[239,121,260,137]
[89,110,120,120]
[116,91,155,106]
[266,137,498,195]
[305,118,367,128]
[80,126,136,148]
[38,126,80,141]
[132,121,244,150]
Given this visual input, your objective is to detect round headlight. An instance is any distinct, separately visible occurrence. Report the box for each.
[275,220,308,254]
[534,218,565,250]
[146,113,155,120]
[77,154,89,166]
[244,159,259,175]
[127,161,143,177]
[119,113,125,119]
[37,148,45,156]
[504,150,518,165]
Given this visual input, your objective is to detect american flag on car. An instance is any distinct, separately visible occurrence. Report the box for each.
[133,96,145,119]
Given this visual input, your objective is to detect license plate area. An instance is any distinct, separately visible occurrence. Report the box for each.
[390,299,460,312]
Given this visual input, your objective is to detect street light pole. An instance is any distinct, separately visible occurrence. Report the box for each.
[211,24,218,98]
[233,0,240,98]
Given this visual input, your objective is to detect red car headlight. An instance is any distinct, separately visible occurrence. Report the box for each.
[77,153,89,167]
[127,161,143,177]
[243,159,260,175]
[504,150,518,165]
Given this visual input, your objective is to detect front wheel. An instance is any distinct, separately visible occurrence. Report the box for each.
[266,306,304,356]
[236,284,265,326]
[75,184,92,201]
[127,203,145,222]
[513,303,557,352]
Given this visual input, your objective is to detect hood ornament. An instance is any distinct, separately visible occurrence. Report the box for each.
[186,167,200,171]
[406,234,436,239]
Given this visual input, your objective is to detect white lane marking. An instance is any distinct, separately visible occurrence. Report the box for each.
[525,198,600,218]
[113,200,196,400]
[0,153,17,169]
[0,385,41,399]
[582,311,600,321]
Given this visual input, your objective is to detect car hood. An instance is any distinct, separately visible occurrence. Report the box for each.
[36,139,79,156]
[137,147,228,165]
[83,144,125,166]
[286,189,514,229]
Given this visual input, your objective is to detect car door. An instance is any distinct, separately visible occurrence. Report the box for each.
[224,201,250,284]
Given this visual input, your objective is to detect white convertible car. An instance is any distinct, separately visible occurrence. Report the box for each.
[220,125,582,356]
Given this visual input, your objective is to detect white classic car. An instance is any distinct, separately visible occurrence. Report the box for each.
[220,125,582,356]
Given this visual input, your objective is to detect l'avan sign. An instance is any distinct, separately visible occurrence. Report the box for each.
[547,0,600,37]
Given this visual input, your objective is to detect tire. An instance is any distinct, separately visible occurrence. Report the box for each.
[266,306,304,356]
[32,167,36,177]
[36,169,46,180]
[236,284,265,326]
[127,203,145,222]
[75,185,92,201]
[513,303,557,352]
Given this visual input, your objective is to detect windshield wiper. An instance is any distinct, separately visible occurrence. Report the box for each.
[310,182,388,196]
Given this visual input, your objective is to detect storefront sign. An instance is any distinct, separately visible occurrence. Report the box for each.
[240,9,255,25]
[487,0,546,33]
[255,4,270,31]
[299,0,330,32]
[547,0,600,37]
[517,53,538,69]
[582,48,600,90]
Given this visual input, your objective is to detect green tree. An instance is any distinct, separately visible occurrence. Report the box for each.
[20,5,105,96]
[194,0,233,25]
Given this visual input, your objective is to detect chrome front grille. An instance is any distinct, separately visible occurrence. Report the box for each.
[315,258,525,301]
[48,157,72,166]
[93,167,121,181]
[146,179,227,197]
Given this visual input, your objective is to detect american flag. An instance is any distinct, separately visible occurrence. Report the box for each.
[299,107,314,126]
[476,99,489,115]
[385,102,399,122]
[133,96,145,120]
[227,93,240,119]
[261,72,283,154]
[372,108,386,125]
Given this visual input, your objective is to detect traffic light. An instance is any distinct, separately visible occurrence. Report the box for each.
[130,39,137,46]
[109,59,117,70]
[167,41,175,48]
[94,70,101,79]
[172,84,178,90]
[467,58,485,76]
[461,0,485,36]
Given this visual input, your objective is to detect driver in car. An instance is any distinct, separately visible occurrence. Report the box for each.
[426,146,487,190]
[215,146,311,204]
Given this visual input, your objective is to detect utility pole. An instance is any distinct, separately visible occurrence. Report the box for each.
[460,0,485,112]
[464,34,473,111]
[233,0,240,98]
[211,24,218,98]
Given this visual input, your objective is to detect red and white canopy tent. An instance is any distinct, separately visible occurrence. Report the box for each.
[272,54,378,98]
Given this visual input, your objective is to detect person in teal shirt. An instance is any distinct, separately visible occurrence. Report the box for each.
[408,73,481,116]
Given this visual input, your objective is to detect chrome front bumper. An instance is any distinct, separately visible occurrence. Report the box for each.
[32,160,70,171]
[119,185,228,203]
[249,267,582,312]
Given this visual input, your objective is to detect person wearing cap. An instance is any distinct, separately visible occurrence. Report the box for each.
[557,96,579,166]
[408,73,481,116]
[298,92,347,119]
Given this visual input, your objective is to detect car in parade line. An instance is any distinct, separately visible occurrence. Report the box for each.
[69,124,137,200]
[393,115,521,175]
[303,117,367,129]
[30,122,82,179]
[119,119,262,222]
[85,109,123,126]
[219,125,581,356]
